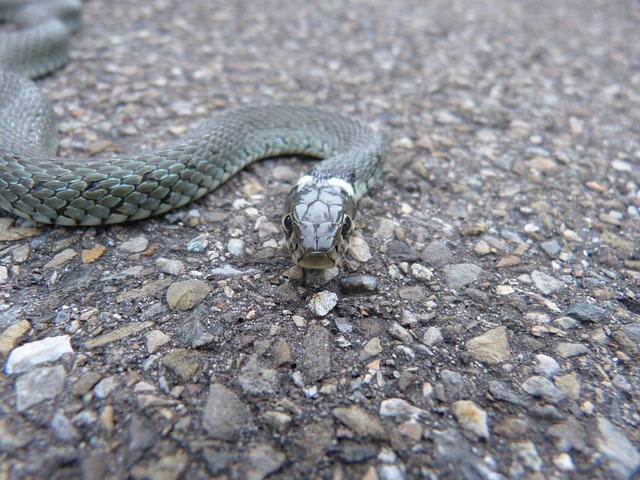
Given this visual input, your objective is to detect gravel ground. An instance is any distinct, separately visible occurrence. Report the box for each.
[1,0,639,479]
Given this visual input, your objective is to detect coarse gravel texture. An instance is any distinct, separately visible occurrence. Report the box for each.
[1,0,639,479]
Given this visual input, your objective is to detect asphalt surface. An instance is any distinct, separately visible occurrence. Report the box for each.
[0,0,639,479]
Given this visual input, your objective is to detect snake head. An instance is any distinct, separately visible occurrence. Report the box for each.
[282,176,357,269]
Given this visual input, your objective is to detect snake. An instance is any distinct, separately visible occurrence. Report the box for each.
[0,0,386,269]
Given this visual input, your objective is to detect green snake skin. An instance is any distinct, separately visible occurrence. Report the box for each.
[0,0,386,267]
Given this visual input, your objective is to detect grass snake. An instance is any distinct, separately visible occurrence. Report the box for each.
[0,0,387,269]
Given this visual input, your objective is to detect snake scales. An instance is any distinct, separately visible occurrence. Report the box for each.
[0,0,386,268]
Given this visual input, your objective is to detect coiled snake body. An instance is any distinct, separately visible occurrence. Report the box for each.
[0,0,386,269]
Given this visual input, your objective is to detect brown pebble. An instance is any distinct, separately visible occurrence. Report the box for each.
[496,256,522,268]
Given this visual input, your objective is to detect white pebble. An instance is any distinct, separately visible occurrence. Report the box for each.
[6,336,73,374]
[227,238,245,256]
[308,291,338,317]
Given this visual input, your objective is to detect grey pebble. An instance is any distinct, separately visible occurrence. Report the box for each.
[531,270,564,294]
[553,316,578,329]
[101,265,143,282]
[50,412,81,442]
[334,317,353,334]
[239,443,286,480]
[118,236,148,253]
[16,365,65,412]
[611,374,633,393]
[43,248,77,270]
[442,263,483,290]
[387,240,420,262]
[566,302,608,323]
[128,415,158,452]
[445,202,468,219]
[388,322,412,344]
[421,241,453,267]
[155,257,185,275]
[202,448,232,477]
[433,429,499,480]
[521,376,565,404]
[530,405,566,421]
[238,356,279,395]
[93,375,120,399]
[440,370,463,396]
[340,275,378,294]
[555,342,589,358]
[540,239,561,257]
[300,324,331,383]
[595,416,640,479]
[186,234,209,253]
[176,315,221,349]
[397,286,425,301]
[334,442,378,463]
[422,326,443,347]
[546,418,587,452]
[622,323,640,343]
[489,380,528,406]
[140,302,166,322]
[202,383,254,441]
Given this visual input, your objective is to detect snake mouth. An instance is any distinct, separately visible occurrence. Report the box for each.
[296,250,340,269]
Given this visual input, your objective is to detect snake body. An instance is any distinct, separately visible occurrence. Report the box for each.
[0,0,386,268]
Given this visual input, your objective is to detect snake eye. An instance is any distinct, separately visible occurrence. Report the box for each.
[341,215,353,238]
[283,214,293,234]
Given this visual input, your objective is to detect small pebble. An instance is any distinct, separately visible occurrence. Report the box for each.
[166,279,211,310]
[410,263,433,281]
[340,275,378,294]
[5,336,73,375]
[348,236,372,263]
[452,400,490,439]
[540,240,561,257]
[531,270,564,294]
[553,453,575,472]
[442,263,483,290]
[422,327,443,347]
[359,338,382,361]
[146,330,171,353]
[521,376,565,404]
[16,365,65,412]
[307,291,338,317]
[118,236,148,253]
[227,238,245,256]
[186,234,209,253]
[155,257,185,275]
[379,398,428,421]
[534,354,560,376]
